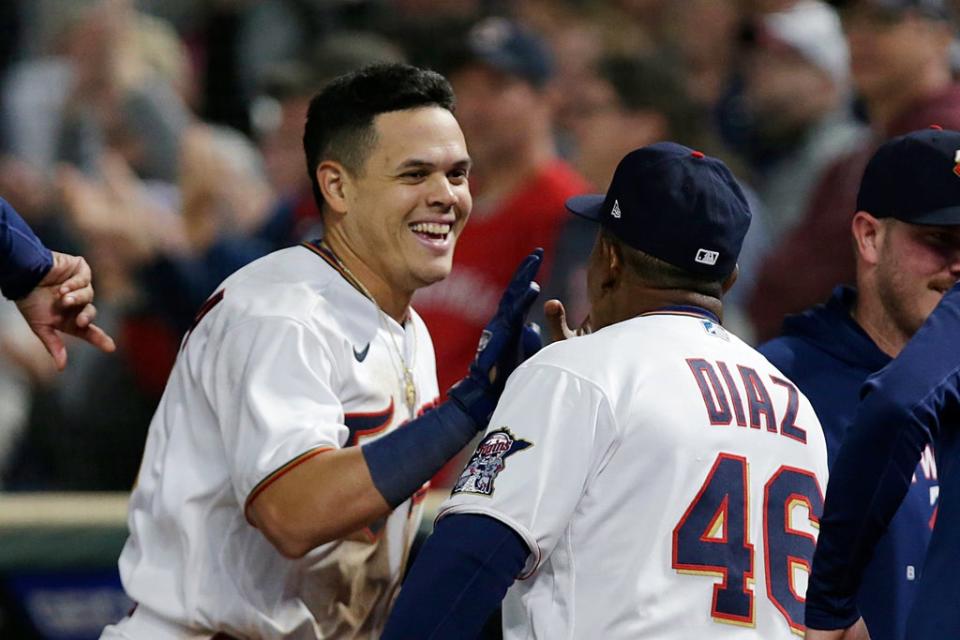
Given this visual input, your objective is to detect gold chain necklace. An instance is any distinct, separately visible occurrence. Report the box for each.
[321,242,418,415]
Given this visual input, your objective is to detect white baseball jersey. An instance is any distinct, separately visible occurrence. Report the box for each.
[440,309,829,639]
[106,243,439,639]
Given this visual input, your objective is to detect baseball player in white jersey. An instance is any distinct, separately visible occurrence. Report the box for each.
[383,143,830,639]
[101,63,544,639]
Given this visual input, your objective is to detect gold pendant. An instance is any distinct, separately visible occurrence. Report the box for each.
[403,369,417,414]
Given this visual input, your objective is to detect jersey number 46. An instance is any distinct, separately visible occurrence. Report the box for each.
[671,453,822,634]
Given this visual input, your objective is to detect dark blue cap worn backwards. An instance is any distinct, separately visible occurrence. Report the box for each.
[857,127,960,224]
[565,142,752,279]
[466,17,553,87]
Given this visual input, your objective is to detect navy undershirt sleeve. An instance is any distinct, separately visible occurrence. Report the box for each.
[382,513,530,639]
[362,400,481,508]
[0,197,52,300]
[805,282,960,630]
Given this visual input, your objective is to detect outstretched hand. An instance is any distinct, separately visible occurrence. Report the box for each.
[448,248,543,428]
[15,251,116,370]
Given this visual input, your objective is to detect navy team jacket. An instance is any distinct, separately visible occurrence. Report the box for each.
[0,197,52,300]
[760,286,939,640]
[797,281,960,640]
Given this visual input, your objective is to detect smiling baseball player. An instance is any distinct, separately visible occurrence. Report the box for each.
[101,64,542,639]
[383,143,830,639]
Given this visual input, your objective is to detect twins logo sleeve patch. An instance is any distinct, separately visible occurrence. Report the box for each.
[452,428,532,497]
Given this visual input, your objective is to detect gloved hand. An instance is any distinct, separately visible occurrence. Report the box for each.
[448,248,543,429]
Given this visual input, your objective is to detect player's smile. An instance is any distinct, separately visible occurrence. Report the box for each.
[408,219,455,251]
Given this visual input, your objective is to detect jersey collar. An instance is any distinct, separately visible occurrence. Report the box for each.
[300,239,382,347]
[302,239,370,299]
[639,304,721,324]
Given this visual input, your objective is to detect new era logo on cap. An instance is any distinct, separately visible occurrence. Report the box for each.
[695,248,719,265]
[611,199,622,219]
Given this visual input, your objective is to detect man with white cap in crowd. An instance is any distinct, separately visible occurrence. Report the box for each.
[740,0,867,244]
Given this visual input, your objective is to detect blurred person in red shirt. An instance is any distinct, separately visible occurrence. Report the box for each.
[416,17,589,397]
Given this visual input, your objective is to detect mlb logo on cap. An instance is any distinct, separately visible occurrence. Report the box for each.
[565,142,752,278]
[695,249,720,266]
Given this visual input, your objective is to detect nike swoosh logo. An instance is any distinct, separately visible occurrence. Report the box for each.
[353,343,370,362]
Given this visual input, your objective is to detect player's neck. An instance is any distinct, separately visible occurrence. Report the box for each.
[602,288,723,329]
[850,293,907,358]
[321,235,412,324]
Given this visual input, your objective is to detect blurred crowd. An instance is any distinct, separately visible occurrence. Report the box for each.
[0,0,957,491]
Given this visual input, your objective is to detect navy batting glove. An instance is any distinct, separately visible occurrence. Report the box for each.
[448,248,543,428]
[521,322,542,361]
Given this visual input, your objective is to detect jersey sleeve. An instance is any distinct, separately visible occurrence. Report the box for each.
[0,197,52,300]
[206,316,349,506]
[805,282,960,630]
[438,361,618,578]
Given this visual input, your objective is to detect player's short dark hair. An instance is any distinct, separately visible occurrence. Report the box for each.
[600,227,726,298]
[303,63,455,211]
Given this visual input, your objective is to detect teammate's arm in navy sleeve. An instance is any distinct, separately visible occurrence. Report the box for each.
[0,197,52,300]
[805,282,960,631]
[381,514,530,639]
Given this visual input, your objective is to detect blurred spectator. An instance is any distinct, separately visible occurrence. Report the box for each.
[661,0,747,109]
[545,51,772,341]
[199,0,316,134]
[0,2,24,80]
[0,0,190,183]
[740,0,868,241]
[0,301,34,481]
[565,54,707,193]
[548,52,714,326]
[748,0,960,341]
[417,17,590,397]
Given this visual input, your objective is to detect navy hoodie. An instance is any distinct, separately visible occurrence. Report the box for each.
[760,286,938,640]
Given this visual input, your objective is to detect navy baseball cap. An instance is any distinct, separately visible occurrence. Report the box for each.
[566,142,752,279]
[463,17,553,87]
[857,127,960,224]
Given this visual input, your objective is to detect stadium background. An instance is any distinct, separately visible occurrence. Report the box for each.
[0,0,957,637]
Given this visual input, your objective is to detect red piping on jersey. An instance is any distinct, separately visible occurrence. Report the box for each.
[301,240,413,324]
[244,446,333,524]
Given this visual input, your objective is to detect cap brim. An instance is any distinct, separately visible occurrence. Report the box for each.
[905,206,960,225]
[565,194,605,221]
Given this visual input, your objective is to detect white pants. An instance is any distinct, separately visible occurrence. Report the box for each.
[100,606,217,640]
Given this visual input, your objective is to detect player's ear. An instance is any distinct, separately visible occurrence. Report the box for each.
[317,160,349,215]
[599,233,624,292]
[851,210,883,266]
[721,265,738,295]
